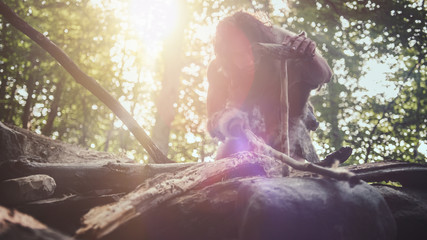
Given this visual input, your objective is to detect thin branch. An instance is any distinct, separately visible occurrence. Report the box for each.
[0,1,172,163]
[244,129,358,182]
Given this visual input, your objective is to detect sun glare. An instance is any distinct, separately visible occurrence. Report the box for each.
[96,0,183,136]
[129,0,179,48]
[270,0,289,16]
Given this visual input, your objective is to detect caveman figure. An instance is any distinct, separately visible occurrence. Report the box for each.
[207,12,332,161]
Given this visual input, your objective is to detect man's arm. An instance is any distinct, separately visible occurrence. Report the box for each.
[207,59,229,140]
[272,27,332,89]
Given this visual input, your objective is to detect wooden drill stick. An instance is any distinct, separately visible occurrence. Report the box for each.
[253,42,303,156]
[280,60,290,156]
[0,1,171,163]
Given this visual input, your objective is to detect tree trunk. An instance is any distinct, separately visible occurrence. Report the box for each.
[5,76,18,123]
[21,76,37,129]
[79,96,88,147]
[21,46,42,130]
[325,76,344,150]
[414,59,422,160]
[0,76,7,120]
[42,78,65,136]
[151,0,188,160]
[103,119,114,152]
[0,21,10,121]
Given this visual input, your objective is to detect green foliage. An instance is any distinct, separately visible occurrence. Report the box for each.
[277,0,426,163]
[1,0,127,150]
[0,0,425,164]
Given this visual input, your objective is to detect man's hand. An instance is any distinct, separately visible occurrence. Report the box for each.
[282,31,316,58]
[218,108,249,139]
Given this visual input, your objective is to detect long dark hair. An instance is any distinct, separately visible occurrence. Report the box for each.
[214,11,275,57]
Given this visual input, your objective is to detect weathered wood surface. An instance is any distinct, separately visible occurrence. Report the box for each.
[347,161,427,189]
[374,185,427,240]
[0,174,56,205]
[0,121,134,164]
[81,166,426,240]
[16,193,124,236]
[1,121,427,240]
[76,152,285,239]
[82,175,397,240]
[2,156,425,198]
[0,205,73,240]
[0,159,194,194]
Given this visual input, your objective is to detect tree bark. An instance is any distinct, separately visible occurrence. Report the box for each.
[42,78,65,136]
[0,159,195,194]
[21,75,36,129]
[78,96,89,147]
[0,77,8,121]
[151,0,188,159]
[15,193,124,236]
[413,55,422,160]
[0,20,11,121]
[103,119,114,152]
[5,76,18,123]
[75,152,284,239]
[326,76,344,150]
[346,161,427,189]
[0,205,73,240]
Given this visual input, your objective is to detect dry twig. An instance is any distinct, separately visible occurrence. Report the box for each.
[244,129,358,183]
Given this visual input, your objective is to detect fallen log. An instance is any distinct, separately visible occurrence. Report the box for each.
[75,152,285,239]
[0,205,73,240]
[16,193,124,236]
[0,174,56,205]
[374,184,427,240]
[346,161,427,189]
[76,165,396,240]
[0,159,195,195]
[0,121,135,164]
[101,179,397,240]
[2,157,422,199]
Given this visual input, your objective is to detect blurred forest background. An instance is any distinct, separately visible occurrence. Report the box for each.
[0,0,425,164]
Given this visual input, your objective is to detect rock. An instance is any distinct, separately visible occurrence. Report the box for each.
[237,178,396,240]
[0,175,56,204]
